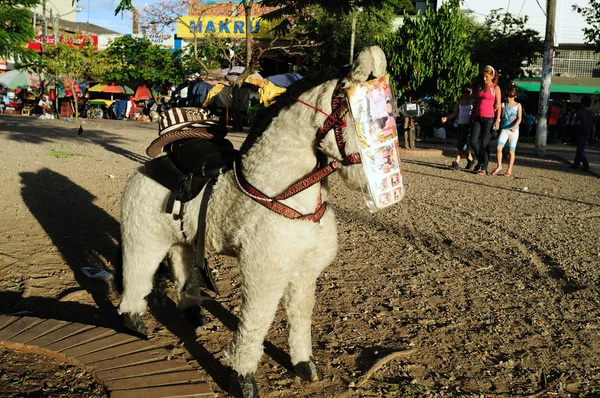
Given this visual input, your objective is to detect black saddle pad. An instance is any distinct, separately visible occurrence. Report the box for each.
[145,138,238,203]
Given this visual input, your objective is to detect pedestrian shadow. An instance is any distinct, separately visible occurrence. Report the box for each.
[404,166,599,208]
[19,169,122,325]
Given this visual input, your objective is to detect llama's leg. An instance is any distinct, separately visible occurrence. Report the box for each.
[169,243,207,328]
[118,236,172,337]
[284,278,323,381]
[228,259,287,397]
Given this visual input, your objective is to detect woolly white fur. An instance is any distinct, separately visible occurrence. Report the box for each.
[118,47,387,377]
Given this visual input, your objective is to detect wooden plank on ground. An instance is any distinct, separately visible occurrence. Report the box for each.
[9,319,68,344]
[0,317,42,341]
[106,369,204,391]
[75,339,152,363]
[110,382,215,398]
[44,326,115,352]
[96,359,192,381]
[60,333,136,358]
[0,316,19,331]
[27,322,93,348]
[85,349,170,371]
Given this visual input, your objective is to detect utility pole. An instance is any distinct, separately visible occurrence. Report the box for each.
[42,0,47,43]
[349,7,363,64]
[534,0,557,157]
[54,12,60,44]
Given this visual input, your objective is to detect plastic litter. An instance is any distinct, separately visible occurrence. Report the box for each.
[81,267,114,281]
[7,124,16,127]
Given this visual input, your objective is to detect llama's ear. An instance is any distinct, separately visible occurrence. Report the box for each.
[349,46,387,82]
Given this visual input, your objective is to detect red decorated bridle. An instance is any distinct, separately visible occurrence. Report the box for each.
[233,79,362,223]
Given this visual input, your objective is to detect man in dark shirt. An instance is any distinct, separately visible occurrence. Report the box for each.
[570,96,595,172]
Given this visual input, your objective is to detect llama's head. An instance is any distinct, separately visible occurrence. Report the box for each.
[318,46,388,192]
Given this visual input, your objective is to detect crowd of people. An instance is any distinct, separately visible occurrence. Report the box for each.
[441,65,596,176]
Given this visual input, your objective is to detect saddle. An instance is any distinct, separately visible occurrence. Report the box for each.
[143,108,239,296]
[145,138,238,213]
[144,107,239,213]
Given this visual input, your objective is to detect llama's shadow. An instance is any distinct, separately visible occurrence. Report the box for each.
[147,273,294,392]
[19,169,121,326]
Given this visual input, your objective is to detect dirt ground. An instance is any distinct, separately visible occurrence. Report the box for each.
[1,114,599,398]
[0,346,106,397]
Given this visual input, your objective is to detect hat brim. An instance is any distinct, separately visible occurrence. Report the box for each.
[146,128,218,157]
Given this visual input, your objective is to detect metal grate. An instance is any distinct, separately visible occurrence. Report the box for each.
[525,49,600,78]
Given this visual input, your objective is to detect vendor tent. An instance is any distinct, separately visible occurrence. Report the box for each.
[0,70,41,89]
[134,84,151,100]
[267,73,303,88]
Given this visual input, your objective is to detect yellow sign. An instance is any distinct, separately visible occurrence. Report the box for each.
[177,16,278,39]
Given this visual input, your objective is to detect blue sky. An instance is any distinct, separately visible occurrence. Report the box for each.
[75,0,154,34]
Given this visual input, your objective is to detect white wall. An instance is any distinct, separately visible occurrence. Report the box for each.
[32,0,78,23]
[443,0,589,45]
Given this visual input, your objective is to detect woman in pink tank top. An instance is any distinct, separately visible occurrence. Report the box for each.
[470,65,502,175]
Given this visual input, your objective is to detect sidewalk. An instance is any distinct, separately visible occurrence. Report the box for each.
[416,137,600,176]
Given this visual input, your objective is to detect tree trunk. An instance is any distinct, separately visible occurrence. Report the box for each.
[71,83,79,124]
[231,0,254,132]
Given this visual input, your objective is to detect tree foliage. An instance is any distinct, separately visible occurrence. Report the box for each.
[260,0,411,22]
[44,39,111,121]
[102,36,185,85]
[297,5,404,70]
[382,0,477,112]
[0,0,41,64]
[573,1,600,52]
[467,9,543,81]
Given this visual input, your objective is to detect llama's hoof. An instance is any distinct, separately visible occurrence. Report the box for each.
[183,306,208,329]
[294,359,323,382]
[229,370,259,398]
[123,313,147,339]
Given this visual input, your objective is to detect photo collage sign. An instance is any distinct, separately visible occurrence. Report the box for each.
[345,75,405,211]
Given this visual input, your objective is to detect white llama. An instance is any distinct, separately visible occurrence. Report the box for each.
[118,46,388,397]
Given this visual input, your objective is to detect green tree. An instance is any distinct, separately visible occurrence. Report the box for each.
[260,0,411,20]
[44,38,111,122]
[297,5,404,70]
[382,0,477,112]
[0,0,41,64]
[573,1,600,52]
[102,35,185,89]
[139,0,236,77]
[467,9,543,81]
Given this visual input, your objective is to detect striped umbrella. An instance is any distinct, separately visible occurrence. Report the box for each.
[88,83,134,100]
[0,70,41,89]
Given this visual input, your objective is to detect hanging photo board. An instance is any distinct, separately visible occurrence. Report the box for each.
[345,75,405,211]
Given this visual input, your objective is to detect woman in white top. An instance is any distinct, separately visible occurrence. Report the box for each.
[441,84,475,170]
[492,84,522,176]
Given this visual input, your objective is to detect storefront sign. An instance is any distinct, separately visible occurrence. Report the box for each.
[97,34,122,51]
[26,36,98,52]
[177,16,278,39]
[130,34,178,49]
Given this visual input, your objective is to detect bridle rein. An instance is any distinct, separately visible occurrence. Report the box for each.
[233,80,362,223]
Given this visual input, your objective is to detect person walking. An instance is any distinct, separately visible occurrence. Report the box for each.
[562,108,576,145]
[441,84,475,170]
[522,112,534,140]
[471,65,502,175]
[570,95,595,172]
[492,84,522,177]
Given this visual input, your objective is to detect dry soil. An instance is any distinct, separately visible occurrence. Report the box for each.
[1,115,599,397]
